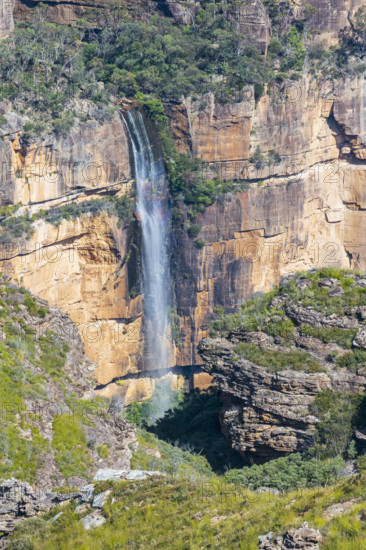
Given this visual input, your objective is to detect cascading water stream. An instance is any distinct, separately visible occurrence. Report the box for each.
[123,109,173,414]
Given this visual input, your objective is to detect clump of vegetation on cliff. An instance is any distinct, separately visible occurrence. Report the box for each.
[38,194,134,228]
[310,390,366,460]
[0,213,35,245]
[234,342,324,373]
[210,268,366,339]
[0,194,134,249]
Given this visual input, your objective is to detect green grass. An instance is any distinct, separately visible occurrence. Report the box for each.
[0,278,100,483]
[52,415,91,479]
[235,342,324,373]
[333,349,366,372]
[38,331,69,381]
[0,334,48,481]
[282,268,366,316]
[225,453,345,491]
[0,425,48,482]
[300,325,358,349]
[7,472,366,549]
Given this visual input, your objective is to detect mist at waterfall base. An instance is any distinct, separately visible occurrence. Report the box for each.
[123,109,174,421]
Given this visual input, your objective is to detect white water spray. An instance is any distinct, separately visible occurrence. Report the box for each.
[123,109,173,416]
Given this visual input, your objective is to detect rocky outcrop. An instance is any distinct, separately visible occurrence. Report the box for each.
[259,522,323,549]
[0,479,51,535]
[13,0,149,25]
[157,0,200,25]
[298,0,365,47]
[229,0,271,55]
[0,0,13,39]
[0,102,131,205]
[198,271,366,460]
[0,469,164,539]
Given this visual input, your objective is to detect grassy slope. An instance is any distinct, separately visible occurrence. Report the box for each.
[0,275,111,485]
[7,473,366,549]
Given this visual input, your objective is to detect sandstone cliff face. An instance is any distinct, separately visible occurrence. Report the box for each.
[2,212,144,385]
[0,103,131,206]
[229,0,271,54]
[169,75,341,177]
[299,0,365,46]
[0,106,144,386]
[198,271,366,460]
[0,0,13,39]
[3,73,366,386]
[169,75,366,367]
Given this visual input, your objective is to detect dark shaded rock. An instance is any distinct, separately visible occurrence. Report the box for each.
[0,479,52,535]
[328,286,345,296]
[318,278,335,288]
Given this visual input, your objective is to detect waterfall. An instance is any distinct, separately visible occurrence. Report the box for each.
[123,109,173,413]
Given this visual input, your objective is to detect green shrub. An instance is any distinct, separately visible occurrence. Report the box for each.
[264,315,294,340]
[97,444,109,459]
[187,224,202,239]
[249,147,266,170]
[194,238,206,249]
[225,453,345,491]
[0,215,34,244]
[38,331,69,381]
[300,325,357,348]
[39,194,133,228]
[235,342,324,373]
[52,415,91,478]
[309,390,365,459]
[334,349,366,371]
